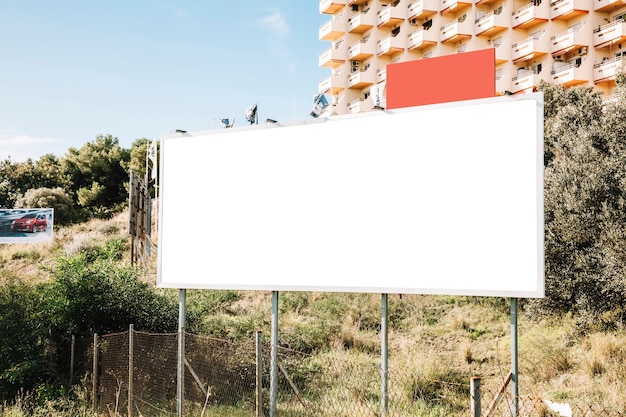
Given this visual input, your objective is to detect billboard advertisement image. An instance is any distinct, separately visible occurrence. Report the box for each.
[0,208,54,244]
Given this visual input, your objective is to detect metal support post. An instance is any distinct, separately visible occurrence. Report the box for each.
[381,293,389,416]
[256,330,264,417]
[470,376,481,417]
[128,324,134,417]
[270,291,279,417]
[510,298,519,416]
[177,289,186,417]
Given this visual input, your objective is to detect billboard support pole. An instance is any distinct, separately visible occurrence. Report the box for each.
[381,293,389,416]
[177,289,186,417]
[510,298,519,416]
[270,291,279,417]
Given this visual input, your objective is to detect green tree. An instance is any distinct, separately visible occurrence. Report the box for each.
[530,81,626,327]
[14,187,76,225]
[0,155,66,208]
[0,279,54,402]
[61,134,131,216]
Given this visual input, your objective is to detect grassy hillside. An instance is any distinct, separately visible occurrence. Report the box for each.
[1,213,625,415]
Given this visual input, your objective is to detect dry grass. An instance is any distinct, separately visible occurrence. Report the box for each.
[3,211,626,413]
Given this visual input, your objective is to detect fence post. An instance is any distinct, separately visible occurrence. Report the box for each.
[128,324,134,417]
[92,333,99,412]
[256,330,263,417]
[470,376,481,417]
[69,335,75,386]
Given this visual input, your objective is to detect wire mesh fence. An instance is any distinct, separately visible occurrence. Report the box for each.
[73,328,624,416]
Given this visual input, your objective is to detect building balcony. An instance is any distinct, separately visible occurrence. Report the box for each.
[408,27,438,50]
[551,57,592,86]
[593,56,625,83]
[348,67,376,89]
[408,0,438,20]
[511,70,542,93]
[319,70,348,95]
[377,4,405,28]
[348,0,368,5]
[319,39,348,68]
[595,0,626,12]
[594,20,626,48]
[486,43,511,64]
[475,6,508,36]
[377,34,405,55]
[376,67,387,83]
[512,0,550,29]
[440,14,473,43]
[348,8,376,33]
[441,0,473,15]
[320,0,347,14]
[348,37,375,60]
[319,12,348,41]
[477,0,499,6]
[512,31,549,63]
[551,26,590,55]
[347,95,374,113]
[550,0,591,21]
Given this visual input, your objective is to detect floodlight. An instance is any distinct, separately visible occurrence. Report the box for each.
[220,118,234,128]
[245,103,258,125]
[310,93,329,118]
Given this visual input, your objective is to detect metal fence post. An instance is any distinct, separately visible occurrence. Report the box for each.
[256,330,264,417]
[128,324,134,417]
[69,335,75,386]
[92,333,99,412]
[471,376,481,417]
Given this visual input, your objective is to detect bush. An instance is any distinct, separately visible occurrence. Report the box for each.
[14,187,76,225]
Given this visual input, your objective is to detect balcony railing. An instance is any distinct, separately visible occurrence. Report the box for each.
[511,70,542,93]
[593,56,625,82]
[348,67,376,88]
[348,7,375,33]
[475,5,507,35]
[595,0,625,12]
[441,0,472,14]
[320,0,347,14]
[594,19,626,48]
[512,0,549,29]
[377,4,405,27]
[408,27,438,50]
[440,14,472,43]
[550,26,589,55]
[408,0,438,20]
[377,34,405,56]
[318,70,347,94]
[512,31,549,62]
[550,0,590,20]
[319,13,347,41]
[319,38,348,68]
[348,37,375,60]
[551,57,591,86]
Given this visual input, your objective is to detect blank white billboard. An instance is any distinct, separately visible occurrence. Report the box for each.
[158,94,544,297]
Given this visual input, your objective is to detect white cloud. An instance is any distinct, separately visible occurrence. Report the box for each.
[0,134,62,162]
[256,9,290,37]
[255,9,296,75]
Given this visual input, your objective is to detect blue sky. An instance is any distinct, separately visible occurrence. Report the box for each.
[0,1,328,162]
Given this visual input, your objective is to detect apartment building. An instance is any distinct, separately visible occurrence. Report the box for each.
[318,0,626,115]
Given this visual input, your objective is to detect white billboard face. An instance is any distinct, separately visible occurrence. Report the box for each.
[0,208,54,244]
[158,94,544,297]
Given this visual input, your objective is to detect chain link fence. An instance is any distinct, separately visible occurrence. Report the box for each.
[73,328,623,416]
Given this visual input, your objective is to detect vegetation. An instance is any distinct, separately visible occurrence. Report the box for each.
[2,80,626,414]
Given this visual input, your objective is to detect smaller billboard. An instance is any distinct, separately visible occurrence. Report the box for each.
[0,209,54,244]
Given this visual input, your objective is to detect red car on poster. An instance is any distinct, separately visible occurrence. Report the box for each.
[11,212,48,233]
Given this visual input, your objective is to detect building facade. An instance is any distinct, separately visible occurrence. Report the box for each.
[318,0,626,115]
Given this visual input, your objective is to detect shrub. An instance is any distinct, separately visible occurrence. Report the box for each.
[14,187,76,225]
